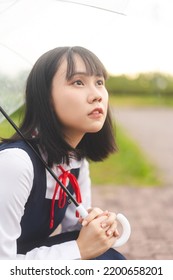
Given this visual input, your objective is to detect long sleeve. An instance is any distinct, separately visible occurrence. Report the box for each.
[0,148,33,259]
[0,148,81,260]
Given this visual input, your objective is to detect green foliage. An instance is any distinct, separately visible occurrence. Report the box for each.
[109,95,173,107]
[0,70,28,121]
[90,125,161,187]
[106,72,173,98]
[0,107,24,139]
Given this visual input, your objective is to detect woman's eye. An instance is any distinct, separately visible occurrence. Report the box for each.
[74,80,84,86]
[96,80,104,86]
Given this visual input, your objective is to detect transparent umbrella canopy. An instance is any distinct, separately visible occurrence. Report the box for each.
[0,0,128,122]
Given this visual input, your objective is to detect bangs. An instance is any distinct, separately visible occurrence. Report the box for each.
[65,46,108,80]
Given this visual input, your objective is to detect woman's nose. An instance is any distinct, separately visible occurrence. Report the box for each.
[88,89,102,104]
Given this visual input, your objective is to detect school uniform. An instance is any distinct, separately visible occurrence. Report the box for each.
[0,140,125,260]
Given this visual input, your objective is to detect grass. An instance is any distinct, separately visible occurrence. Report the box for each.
[0,105,161,187]
[89,125,161,187]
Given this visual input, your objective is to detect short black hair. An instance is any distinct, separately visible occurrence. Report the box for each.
[7,46,117,166]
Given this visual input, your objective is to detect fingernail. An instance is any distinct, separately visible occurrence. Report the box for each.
[101,223,107,228]
[107,230,112,236]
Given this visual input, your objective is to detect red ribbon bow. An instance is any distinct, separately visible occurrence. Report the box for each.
[50,165,82,229]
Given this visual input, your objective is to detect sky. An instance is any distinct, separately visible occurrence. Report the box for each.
[0,0,173,76]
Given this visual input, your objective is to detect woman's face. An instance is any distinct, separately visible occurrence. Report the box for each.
[51,55,109,147]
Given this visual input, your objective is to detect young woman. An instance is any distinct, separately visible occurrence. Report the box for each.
[0,46,125,260]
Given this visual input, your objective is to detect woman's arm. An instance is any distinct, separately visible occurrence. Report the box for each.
[0,148,33,259]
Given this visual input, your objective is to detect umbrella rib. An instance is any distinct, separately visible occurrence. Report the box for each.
[0,42,33,66]
[56,0,126,16]
[0,0,21,16]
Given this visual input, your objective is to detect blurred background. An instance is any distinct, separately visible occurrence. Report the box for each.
[0,0,173,259]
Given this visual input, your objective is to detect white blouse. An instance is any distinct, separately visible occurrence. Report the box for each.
[0,148,91,259]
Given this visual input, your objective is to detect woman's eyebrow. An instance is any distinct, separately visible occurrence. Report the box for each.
[70,72,88,77]
[70,72,103,78]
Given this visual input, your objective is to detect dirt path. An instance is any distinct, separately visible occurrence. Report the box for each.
[92,107,173,260]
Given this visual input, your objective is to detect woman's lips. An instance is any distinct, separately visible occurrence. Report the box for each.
[88,107,103,118]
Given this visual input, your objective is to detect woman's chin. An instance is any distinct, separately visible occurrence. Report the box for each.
[87,124,104,133]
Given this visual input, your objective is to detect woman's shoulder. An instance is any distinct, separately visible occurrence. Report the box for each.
[0,141,34,176]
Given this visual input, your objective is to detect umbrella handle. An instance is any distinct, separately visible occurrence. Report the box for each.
[76,205,131,248]
[112,213,131,248]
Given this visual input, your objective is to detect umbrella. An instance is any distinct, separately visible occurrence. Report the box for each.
[0,0,131,247]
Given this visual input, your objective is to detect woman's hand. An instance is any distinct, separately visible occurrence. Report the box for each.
[77,208,119,259]
[79,207,119,237]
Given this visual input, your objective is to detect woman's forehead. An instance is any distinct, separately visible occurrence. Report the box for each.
[56,56,103,81]
[64,53,106,80]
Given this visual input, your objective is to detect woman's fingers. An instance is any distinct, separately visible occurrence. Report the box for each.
[81,207,103,226]
[100,212,119,237]
[79,208,119,239]
[100,211,116,228]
